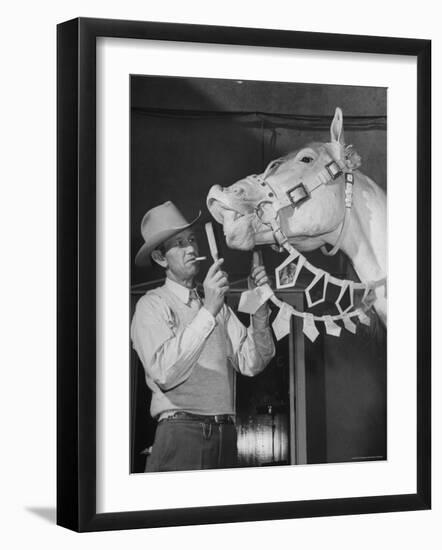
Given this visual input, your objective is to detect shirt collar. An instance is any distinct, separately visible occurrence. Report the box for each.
[165,277,197,304]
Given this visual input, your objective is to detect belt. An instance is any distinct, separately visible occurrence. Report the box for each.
[159,411,235,424]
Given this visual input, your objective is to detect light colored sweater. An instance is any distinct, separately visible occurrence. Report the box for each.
[131,279,275,418]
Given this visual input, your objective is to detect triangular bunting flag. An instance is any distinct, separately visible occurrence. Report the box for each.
[305,272,329,308]
[275,252,305,289]
[362,286,376,308]
[303,313,320,342]
[272,303,292,341]
[357,310,371,326]
[336,281,354,314]
[323,315,342,337]
[343,315,357,334]
[238,290,261,314]
[238,284,273,315]
[291,255,306,288]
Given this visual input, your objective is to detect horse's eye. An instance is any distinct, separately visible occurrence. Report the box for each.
[301,156,313,163]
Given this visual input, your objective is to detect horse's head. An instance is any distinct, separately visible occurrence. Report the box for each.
[207,108,361,252]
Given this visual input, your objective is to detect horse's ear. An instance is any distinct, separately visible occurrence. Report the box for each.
[330,107,345,145]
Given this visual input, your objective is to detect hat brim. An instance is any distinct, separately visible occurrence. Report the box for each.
[134,211,201,266]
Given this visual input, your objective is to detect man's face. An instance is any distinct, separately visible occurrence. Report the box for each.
[160,228,200,282]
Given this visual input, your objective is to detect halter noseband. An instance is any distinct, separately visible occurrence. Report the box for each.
[250,143,361,256]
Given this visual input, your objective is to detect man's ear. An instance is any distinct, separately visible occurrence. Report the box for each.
[151,249,168,268]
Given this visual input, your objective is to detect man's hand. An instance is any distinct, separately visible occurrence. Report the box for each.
[203,258,229,317]
[249,265,270,289]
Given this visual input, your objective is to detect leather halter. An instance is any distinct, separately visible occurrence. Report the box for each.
[249,143,357,256]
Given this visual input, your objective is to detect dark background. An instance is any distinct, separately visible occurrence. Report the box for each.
[130,75,387,472]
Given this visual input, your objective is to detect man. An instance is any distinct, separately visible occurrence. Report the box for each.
[131,201,275,472]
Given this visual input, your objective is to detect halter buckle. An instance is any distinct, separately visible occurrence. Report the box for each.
[286,183,310,207]
[325,160,343,180]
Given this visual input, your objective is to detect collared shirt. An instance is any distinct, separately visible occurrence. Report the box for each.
[164,277,198,304]
[130,276,275,418]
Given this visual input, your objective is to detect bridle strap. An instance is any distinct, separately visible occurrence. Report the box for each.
[320,172,355,256]
[253,144,356,257]
[248,150,345,213]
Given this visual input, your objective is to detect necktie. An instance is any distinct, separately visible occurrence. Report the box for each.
[188,289,201,311]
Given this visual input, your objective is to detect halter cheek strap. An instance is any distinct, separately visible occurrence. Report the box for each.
[320,171,355,256]
[248,151,345,212]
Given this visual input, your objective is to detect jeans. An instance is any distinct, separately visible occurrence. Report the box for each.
[145,417,238,472]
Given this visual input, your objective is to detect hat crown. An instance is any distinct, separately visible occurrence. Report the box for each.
[140,201,190,242]
[134,201,201,266]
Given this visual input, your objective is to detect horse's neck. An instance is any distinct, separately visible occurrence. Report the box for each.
[334,173,387,284]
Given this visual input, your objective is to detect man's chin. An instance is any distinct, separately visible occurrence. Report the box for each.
[187,261,200,274]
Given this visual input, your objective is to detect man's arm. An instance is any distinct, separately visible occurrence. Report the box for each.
[131,293,215,390]
[225,263,276,375]
[224,302,275,376]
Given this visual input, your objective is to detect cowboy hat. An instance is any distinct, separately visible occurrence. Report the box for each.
[134,201,201,266]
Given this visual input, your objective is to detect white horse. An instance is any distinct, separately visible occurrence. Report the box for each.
[207,108,387,325]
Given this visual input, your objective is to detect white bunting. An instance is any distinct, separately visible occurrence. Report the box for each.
[336,281,354,314]
[238,290,261,314]
[272,302,293,341]
[291,255,306,288]
[275,252,305,289]
[343,316,357,334]
[305,272,329,308]
[303,313,320,343]
[357,310,371,326]
[323,315,342,337]
[241,241,383,343]
[238,284,273,315]
[362,286,376,308]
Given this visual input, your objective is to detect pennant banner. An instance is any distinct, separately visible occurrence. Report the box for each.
[336,281,354,314]
[272,302,293,341]
[275,252,305,289]
[343,316,357,334]
[323,315,342,337]
[303,313,320,343]
[238,284,273,315]
[362,286,376,308]
[238,290,261,314]
[305,272,329,308]
[357,310,371,326]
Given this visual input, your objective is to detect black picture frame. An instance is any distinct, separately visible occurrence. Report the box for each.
[57,17,431,532]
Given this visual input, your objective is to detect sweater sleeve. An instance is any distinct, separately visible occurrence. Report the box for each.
[223,303,275,377]
[131,293,216,390]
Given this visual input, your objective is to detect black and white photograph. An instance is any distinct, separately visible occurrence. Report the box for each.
[52,13,431,535]
[0,0,437,544]
[129,75,387,474]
